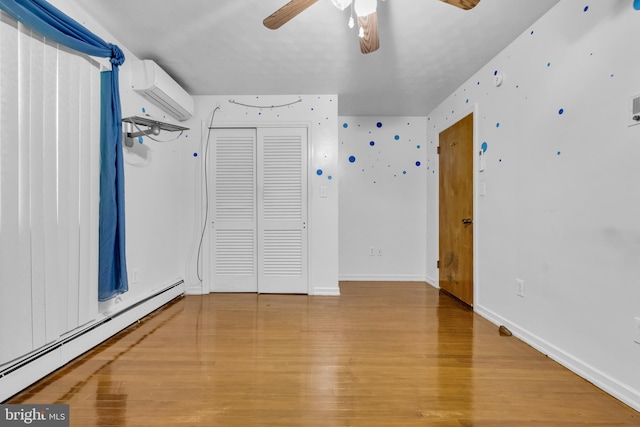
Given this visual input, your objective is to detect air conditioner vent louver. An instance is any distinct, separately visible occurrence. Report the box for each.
[131,60,194,121]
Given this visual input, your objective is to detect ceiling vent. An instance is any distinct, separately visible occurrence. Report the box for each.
[131,60,194,121]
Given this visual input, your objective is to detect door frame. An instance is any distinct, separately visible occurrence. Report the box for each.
[201,122,312,295]
[435,105,480,307]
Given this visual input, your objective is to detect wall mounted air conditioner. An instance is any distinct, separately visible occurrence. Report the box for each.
[131,60,194,121]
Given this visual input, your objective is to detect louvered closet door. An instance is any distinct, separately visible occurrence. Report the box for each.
[257,128,308,294]
[210,129,258,292]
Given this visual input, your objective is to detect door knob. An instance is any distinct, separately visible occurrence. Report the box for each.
[461,218,473,225]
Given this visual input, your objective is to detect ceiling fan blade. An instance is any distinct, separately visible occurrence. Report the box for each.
[358,11,380,54]
[439,0,481,10]
[263,0,319,29]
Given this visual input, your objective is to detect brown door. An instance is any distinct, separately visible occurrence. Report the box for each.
[439,113,474,306]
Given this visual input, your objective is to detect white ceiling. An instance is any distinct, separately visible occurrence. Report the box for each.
[80,0,560,116]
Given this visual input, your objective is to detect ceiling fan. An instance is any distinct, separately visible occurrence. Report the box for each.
[263,0,481,54]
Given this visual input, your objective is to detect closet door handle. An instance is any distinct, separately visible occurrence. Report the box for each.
[461,218,473,225]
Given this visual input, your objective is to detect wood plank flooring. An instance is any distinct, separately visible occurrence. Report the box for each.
[7,282,639,426]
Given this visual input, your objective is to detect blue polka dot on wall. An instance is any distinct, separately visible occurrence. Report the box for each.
[349,155,356,163]
[377,122,383,128]
[316,169,323,176]
[343,123,349,128]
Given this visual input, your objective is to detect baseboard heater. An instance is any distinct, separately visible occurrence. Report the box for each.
[0,280,184,401]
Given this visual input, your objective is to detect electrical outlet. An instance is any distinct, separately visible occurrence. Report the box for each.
[516,279,525,297]
[130,268,139,284]
[377,248,382,256]
[369,247,375,256]
[634,317,640,344]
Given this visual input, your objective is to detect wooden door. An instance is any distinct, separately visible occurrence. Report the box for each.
[257,128,308,294]
[439,113,474,306]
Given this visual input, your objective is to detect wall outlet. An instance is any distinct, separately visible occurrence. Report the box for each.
[516,279,525,297]
[130,268,139,284]
[377,248,382,256]
[634,317,640,345]
[369,247,375,256]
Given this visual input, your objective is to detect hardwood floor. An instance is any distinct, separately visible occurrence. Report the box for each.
[7,282,639,426]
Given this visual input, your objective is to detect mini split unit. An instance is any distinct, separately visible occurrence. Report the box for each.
[131,59,194,121]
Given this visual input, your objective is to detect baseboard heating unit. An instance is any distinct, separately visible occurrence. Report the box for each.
[0,280,185,402]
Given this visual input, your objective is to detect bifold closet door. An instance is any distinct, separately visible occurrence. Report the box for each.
[210,128,258,292]
[209,127,308,294]
[257,128,308,294]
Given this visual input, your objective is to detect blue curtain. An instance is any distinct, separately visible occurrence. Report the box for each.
[0,0,128,301]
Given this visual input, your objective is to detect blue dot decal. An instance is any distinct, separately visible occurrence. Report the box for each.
[138,136,144,144]
[343,123,348,128]
[547,62,551,67]
[316,169,323,176]
[466,99,469,104]
[370,141,375,146]
[142,107,146,113]
[493,70,498,76]
[349,155,356,163]
[394,135,400,141]
[558,108,564,115]
[481,142,488,152]
[496,122,500,128]
[583,6,589,12]
[416,161,421,167]
[417,145,421,149]
[376,122,382,128]
[557,151,562,156]
[403,171,407,175]
[328,176,333,180]
[193,153,198,157]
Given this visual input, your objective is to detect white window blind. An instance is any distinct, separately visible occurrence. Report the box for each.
[0,12,101,366]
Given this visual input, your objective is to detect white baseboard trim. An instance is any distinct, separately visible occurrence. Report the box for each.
[475,304,640,413]
[310,286,340,296]
[184,284,204,295]
[0,280,185,402]
[425,276,437,288]
[339,274,428,282]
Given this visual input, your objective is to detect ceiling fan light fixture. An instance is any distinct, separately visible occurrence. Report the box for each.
[329,0,352,10]
[354,0,377,17]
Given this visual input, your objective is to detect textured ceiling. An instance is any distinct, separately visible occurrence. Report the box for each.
[79,0,560,116]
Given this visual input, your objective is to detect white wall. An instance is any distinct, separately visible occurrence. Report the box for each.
[339,117,427,281]
[178,95,340,296]
[426,0,640,411]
